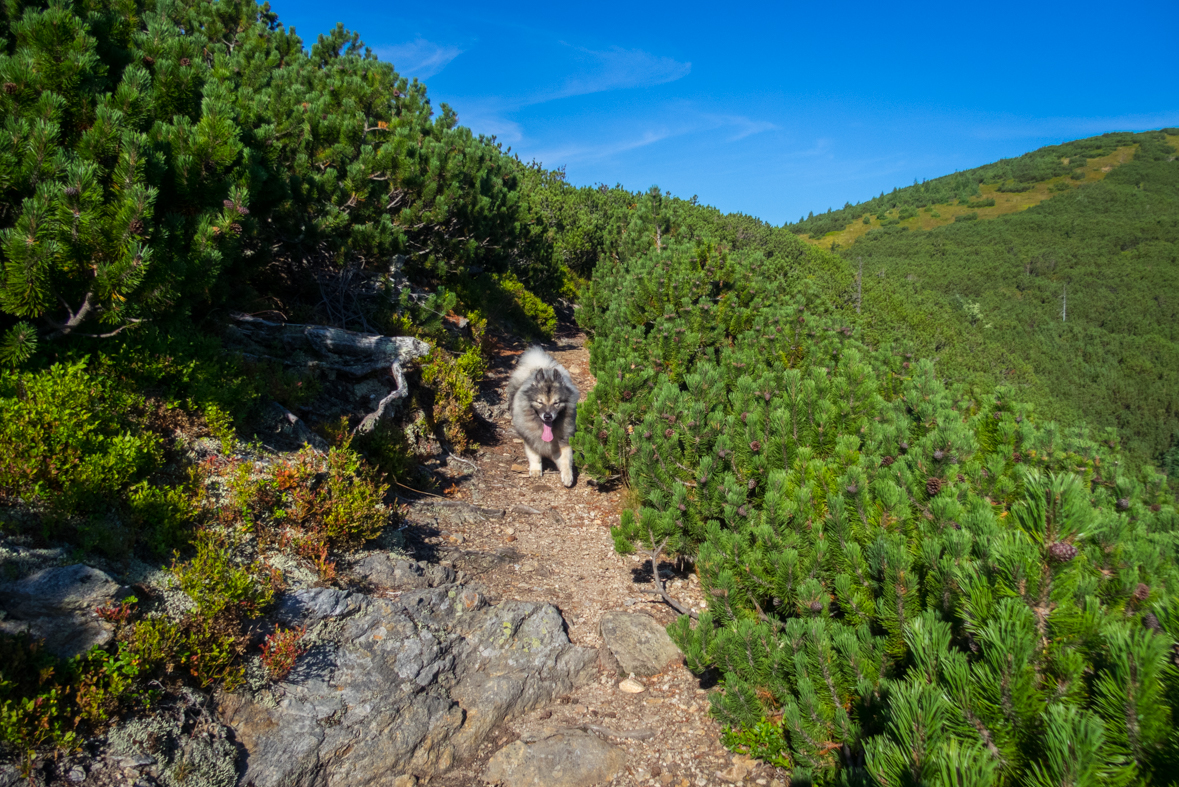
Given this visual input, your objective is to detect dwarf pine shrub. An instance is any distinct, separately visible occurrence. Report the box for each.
[575,190,1179,784]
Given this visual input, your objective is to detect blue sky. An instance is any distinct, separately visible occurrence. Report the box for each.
[274,0,1179,225]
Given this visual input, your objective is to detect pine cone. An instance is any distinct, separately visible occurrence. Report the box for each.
[2,82,17,94]
[230,222,243,234]
[664,428,674,439]
[737,506,747,517]
[749,440,761,453]
[597,429,608,442]
[933,449,946,461]
[143,56,155,66]
[1012,452,1022,463]
[1116,498,1130,511]
[1134,583,1150,602]
[180,57,191,67]
[1143,612,1161,632]
[223,199,235,208]
[809,600,823,613]
[881,455,895,467]
[926,477,942,496]
[128,218,144,235]
[1048,541,1078,562]
[957,474,965,483]
[898,441,909,454]
[1151,503,1162,512]
[747,479,757,491]
[846,484,858,495]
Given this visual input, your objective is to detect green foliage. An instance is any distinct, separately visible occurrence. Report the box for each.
[721,719,793,769]
[459,271,557,340]
[0,0,556,354]
[578,191,1179,784]
[174,530,273,621]
[419,344,489,451]
[0,361,159,517]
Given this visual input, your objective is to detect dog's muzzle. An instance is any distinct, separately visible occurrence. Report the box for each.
[540,412,555,424]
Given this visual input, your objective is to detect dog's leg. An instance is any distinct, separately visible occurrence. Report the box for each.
[557,441,575,487]
[523,442,543,478]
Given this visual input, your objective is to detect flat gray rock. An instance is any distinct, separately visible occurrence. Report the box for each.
[599,611,682,677]
[351,554,455,590]
[0,564,131,659]
[482,730,626,787]
[221,583,597,787]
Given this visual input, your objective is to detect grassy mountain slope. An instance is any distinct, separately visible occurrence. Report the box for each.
[805,131,1179,467]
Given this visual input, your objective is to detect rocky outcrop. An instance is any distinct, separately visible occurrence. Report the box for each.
[0,564,131,659]
[220,584,597,786]
[599,611,682,677]
[482,729,627,787]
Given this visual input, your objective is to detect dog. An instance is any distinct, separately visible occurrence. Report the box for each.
[505,346,579,487]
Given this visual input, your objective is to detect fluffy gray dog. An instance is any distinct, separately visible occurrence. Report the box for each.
[506,346,579,487]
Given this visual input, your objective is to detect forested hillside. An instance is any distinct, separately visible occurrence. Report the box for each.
[787,132,1179,472]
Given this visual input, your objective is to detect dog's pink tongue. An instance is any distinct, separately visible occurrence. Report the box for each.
[541,424,554,443]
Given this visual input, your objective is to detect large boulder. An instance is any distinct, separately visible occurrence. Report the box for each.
[220,583,597,786]
[0,564,131,659]
[599,611,682,677]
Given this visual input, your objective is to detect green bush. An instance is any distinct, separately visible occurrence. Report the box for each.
[954,211,979,222]
[0,362,159,517]
[966,197,996,208]
[457,271,556,340]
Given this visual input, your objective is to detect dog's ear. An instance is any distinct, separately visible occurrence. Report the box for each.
[533,368,548,385]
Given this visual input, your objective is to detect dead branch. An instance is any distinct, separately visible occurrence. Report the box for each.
[641,530,697,619]
[225,312,427,378]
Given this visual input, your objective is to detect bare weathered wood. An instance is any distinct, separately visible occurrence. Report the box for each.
[226,313,430,435]
[226,312,428,378]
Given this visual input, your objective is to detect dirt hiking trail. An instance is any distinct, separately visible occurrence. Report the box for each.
[402,318,787,787]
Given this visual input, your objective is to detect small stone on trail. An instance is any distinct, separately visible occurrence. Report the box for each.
[600,610,683,677]
[512,464,528,472]
[618,678,645,693]
[481,729,626,787]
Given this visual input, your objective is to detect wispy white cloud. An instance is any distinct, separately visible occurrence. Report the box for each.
[698,112,778,141]
[528,129,673,166]
[523,110,776,168]
[373,38,463,80]
[553,45,691,101]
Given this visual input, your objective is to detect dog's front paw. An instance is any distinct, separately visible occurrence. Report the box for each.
[561,469,574,487]
[529,465,543,478]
